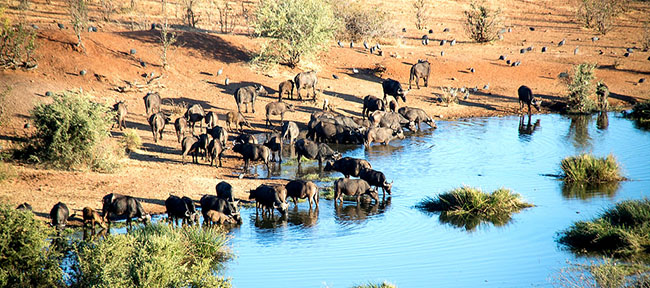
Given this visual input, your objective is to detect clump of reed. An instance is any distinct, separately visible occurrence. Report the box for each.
[558,198,650,258]
[560,154,624,183]
[417,186,533,218]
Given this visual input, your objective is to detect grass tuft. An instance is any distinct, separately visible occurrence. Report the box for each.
[560,154,624,183]
[552,257,650,288]
[417,186,533,230]
[121,128,142,153]
[558,198,650,258]
[352,281,397,288]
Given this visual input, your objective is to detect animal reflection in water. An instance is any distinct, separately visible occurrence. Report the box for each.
[597,111,608,130]
[335,197,391,222]
[518,115,540,136]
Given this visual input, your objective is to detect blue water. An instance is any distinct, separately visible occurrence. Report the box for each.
[223,112,650,287]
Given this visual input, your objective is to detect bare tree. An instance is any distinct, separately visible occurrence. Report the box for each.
[217,0,236,34]
[413,0,430,30]
[159,21,177,70]
[66,0,88,52]
[183,0,203,28]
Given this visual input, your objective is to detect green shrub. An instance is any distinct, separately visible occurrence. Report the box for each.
[29,91,118,172]
[566,63,598,114]
[417,186,533,230]
[0,9,38,69]
[463,1,502,43]
[253,0,339,67]
[0,203,63,288]
[121,129,141,153]
[560,154,623,183]
[70,223,232,288]
[333,0,393,42]
[557,199,650,258]
[625,100,650,121]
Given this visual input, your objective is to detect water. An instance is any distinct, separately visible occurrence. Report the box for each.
[217,112,650,288]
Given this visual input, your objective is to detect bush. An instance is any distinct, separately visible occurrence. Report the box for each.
[332,0,393,42]
[121,129,141,153]
[29,91,118,172]
[70,223,232,288]
[625,100,650,121]
[417,186,533,230]
[66,0,88,51]
[463,1,502,43]
[557,199,650,258]
[438,86,462,105]
[566,63,598,114]
[0,203,63,287]
[0,9,38,69]
[576,0,626,35]
[253,0,338,67]
[560,154,623,183]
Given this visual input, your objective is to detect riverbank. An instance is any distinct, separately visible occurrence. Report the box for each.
[1,0,649,225]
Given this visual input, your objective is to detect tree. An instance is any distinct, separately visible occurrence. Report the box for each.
[66,0,88,52]
[413,0,430,30]
[254,0,338,67]
[464,1,501,43]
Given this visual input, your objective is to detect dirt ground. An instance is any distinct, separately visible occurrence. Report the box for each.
[1,0,649,225]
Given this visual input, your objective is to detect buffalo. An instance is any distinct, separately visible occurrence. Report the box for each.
[185,104,205,134]
[234,133,258,144]
[285,180,319,209]
[148,112,168,143]
[359,168,392,198]
[263,134,283,162]
[294,138,341,169]
[82,207,107,229]
[50,202,69,230]
[200,194,241,225]
[204,210,237,226]
[207,139,225,167]
[102,193,151,231]
[206,126,228,147]
[370,111,416,132]
[362,95,385,119]
[398,107,437,131]
[216,181,235,202]
[281,121,300,145]
[249,184,289,217]
[409,60,430,89]
[382,79,408,103]
[365,127,404,147]
[112,101,127,130]
[181,135,200,164]
[232,142,271,172]
[165,195,199,227]
[143,91,161,116]
[174,117,188,143]
[518,85,542,115]
[294,71,318,101]
[334,178,378,204]
[204,111,218,129]
[324,157,372,178]
[265,101,294,127]
[225,111,251,132]
[16,202,32,211]
[234,85,267,113]
[278,79,294,101]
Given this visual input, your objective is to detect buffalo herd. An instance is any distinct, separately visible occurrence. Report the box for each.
[37,63,452,233]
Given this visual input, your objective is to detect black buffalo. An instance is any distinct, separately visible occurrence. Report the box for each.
[382,79,408,103]
[165,195,199,227]
[294,138,341,169]
[294,71,318,101]
[359,168,393,198]
[200,194,241,224]
[50,202,69,230]
[185,104,205,134]
[249,184,289,217]
[234,85,267,113]
[324,157,372,178]
[102,193,150,231]
[143,92,161,116]
[232,142,271,171]
[409,60,430,89]
[398,107,437,131]
[362,95,385,119]
[285,180,319,209]
[334,178,378,204]
[518,85,542,115]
